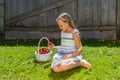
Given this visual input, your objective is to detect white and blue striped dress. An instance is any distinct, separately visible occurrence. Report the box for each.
[51,29,82,68]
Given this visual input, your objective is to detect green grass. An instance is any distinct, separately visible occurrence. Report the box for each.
[0,39,120,80]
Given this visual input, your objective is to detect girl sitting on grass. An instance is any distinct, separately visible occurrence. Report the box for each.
[48,13,92,72]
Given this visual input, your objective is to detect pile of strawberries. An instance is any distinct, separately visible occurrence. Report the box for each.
[37,42,53,54]
[37,48,50,54]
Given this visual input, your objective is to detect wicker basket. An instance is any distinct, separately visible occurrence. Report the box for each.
[35,37,52,62]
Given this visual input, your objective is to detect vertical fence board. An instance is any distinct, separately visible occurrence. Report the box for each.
[78,0,93,26]
[5,0,10,19]
[16,0,24,15]
[117,0,120,39]
[37,0,47,27]
[38,13,47,27]
[46,0,59,27]
[108,0,116,25]
[92,0,100,26]
[97,0,102,26]
[100,0,109,25]
[78,0,84,26]
[0,0,4,4]
[23,0,30,13]
[0,4,4,32]
[46,9,58,27]
[84,0,93,26]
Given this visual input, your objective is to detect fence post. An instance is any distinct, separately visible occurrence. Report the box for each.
[117,0,120,39]
[0,0,4,39]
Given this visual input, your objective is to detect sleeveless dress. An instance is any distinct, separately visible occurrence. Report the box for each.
[51,29,82,68]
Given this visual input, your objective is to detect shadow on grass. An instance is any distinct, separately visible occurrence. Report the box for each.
[0,39,120,47]
[33,59,52,68]
[33,59,82,80]
[48,67,81,80]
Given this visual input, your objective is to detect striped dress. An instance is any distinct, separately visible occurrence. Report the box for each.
[51,29,82,68]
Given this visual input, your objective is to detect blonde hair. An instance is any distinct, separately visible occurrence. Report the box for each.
[56,13,76,29]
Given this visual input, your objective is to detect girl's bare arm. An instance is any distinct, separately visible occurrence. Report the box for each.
[71,32,82,57]
[48,42,60,50]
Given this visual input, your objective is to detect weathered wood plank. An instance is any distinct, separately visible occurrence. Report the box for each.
[78,0,84,26]
[78,26,116,31]
[0,0,4,4]
[37,0,47,27]
[101,0,109,25]
[108,0,116,25]
[0,5,4,32]
[5,31,61,39]
[5,0,9,19]
[5,30,116,40]
[33,0,45,9]
[80,31,116,40]
[6,0,75,25]
[78,0,93,26]
[46,0,59,27]
[92,0,100,26]
[16,0,24,15]
[37,13,47,27]
[5,26,116,32]
[117,0,120,39]
[97,0,102,26]
[84,0,93,26]
[46,9,58,27]
[8,0,16,18]
[0,5,4,17]
[23,0,31,13]
[0,18,4,32]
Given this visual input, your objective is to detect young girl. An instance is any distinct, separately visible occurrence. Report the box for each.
[48,13,92,72]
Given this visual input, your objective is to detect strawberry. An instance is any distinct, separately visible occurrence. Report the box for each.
[48,42,53,45]
[38,48,50,54]
[45,49,50,53]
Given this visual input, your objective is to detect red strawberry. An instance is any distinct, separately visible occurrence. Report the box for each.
[37,48,50,54]
[39,48,44,54]
[45,49,50,53]
[48,42,53,45]
[41,48,46,52]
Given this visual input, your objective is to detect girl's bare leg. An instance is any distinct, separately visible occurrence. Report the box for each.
[53,59,91,72]
[53,61,81,72]
[53,59,92,72]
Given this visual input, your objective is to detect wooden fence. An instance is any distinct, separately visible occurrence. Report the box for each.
[4,0,120,39]
[0,0,4,33]
[117,0,120,39]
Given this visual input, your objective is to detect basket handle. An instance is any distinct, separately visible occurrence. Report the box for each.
[38,37,50,53]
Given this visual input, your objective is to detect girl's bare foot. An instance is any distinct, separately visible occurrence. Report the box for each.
[80,59,92,70]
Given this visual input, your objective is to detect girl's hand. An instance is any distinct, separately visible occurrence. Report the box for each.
[62,54,72,59]
[48,41,55,48]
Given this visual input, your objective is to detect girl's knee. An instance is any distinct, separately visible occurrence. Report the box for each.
[53,65,66,72]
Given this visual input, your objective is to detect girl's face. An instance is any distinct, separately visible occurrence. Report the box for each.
[57,20,69,32]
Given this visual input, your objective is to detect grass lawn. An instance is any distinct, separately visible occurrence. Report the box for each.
[0,39,120,80]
